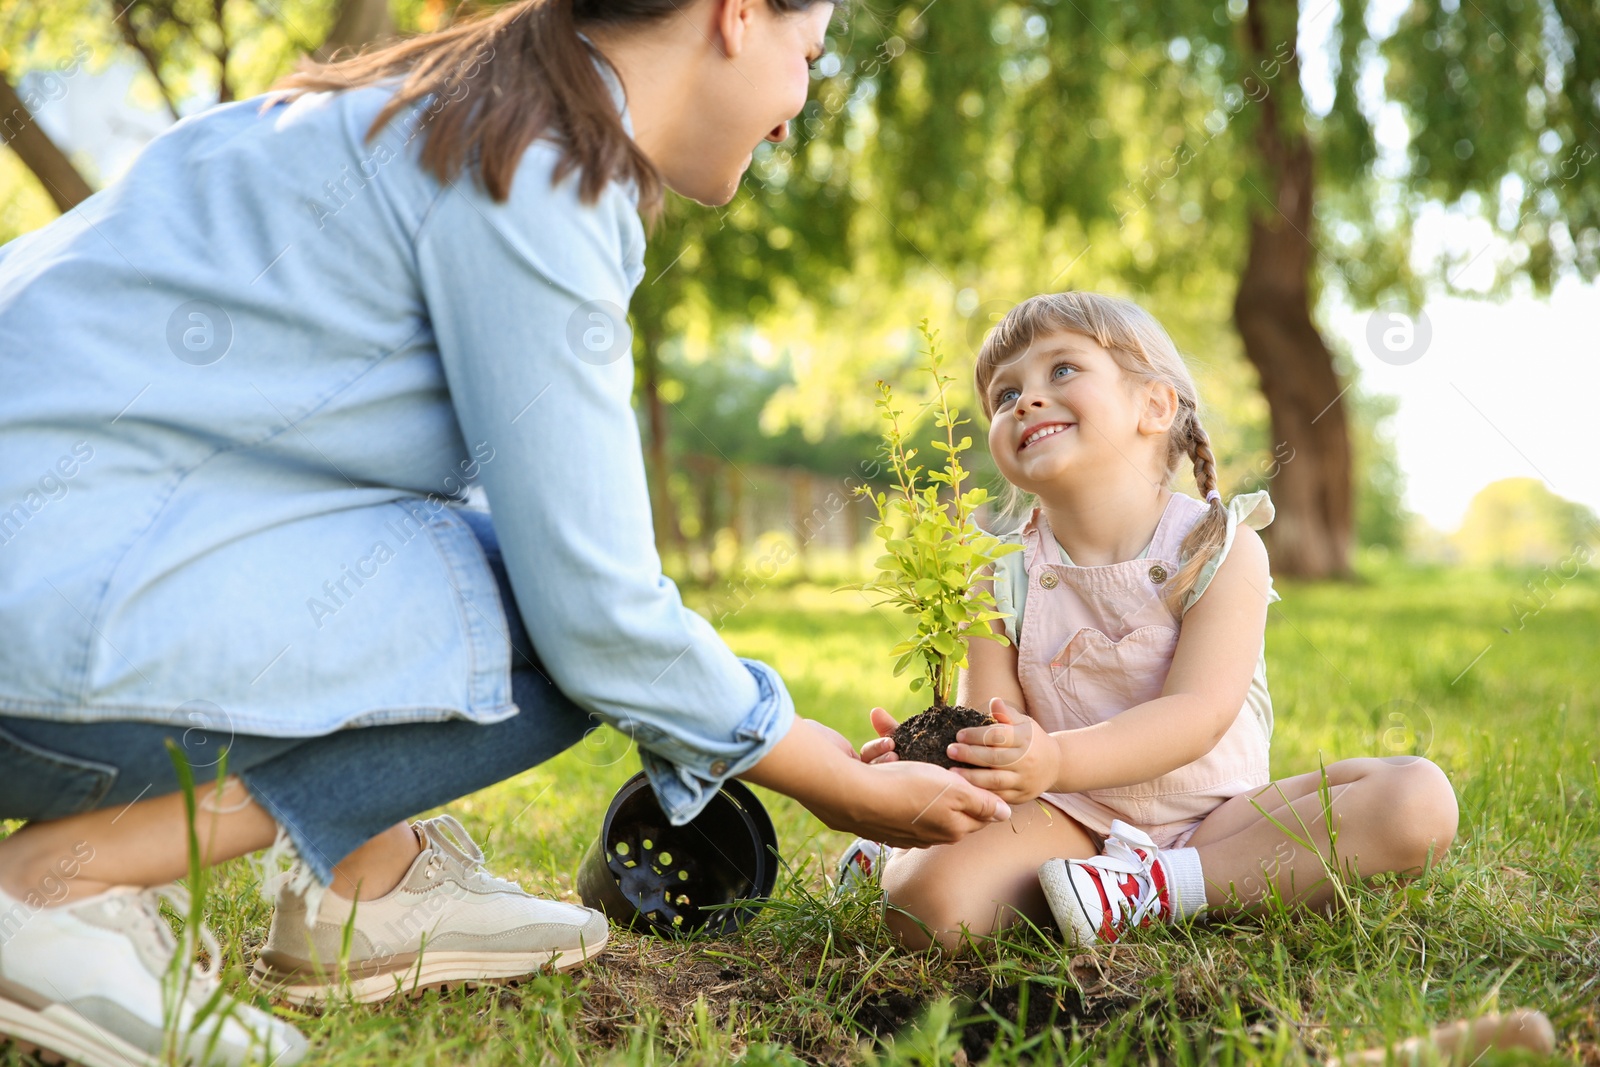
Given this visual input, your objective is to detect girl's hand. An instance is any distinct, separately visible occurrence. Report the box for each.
[948,697,1061,804]
[859,707,899,764]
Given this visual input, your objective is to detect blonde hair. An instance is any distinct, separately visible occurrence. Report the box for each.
[974,291,1226,611]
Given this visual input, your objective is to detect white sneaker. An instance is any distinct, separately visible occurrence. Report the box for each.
[0,883,307,1067]
[835,838,892,893]
[1039,820,1178,946]
[250,815,608,1005]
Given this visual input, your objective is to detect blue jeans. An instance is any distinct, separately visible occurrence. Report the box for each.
[0,509,595,884]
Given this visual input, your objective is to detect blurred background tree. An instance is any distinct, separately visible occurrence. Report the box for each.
[3,0,1595,583]
[716,0,1599,578]
[1,0,370,205]
[1453,478,1598,567]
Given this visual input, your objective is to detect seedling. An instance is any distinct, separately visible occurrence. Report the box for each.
[848,322,1020,766]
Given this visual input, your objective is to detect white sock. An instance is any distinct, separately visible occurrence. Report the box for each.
[1158,847,1207,920]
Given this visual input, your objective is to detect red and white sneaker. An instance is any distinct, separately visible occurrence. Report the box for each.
[835,838,892,894]
[1039,820,1179,945]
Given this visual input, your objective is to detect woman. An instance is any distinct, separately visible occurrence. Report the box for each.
[0,1,1010,1063]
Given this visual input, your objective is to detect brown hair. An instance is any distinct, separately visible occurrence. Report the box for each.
[265,0,826,220]
[974,291,1227,611]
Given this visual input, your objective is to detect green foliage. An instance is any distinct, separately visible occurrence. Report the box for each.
[846,322,1019,708]
[0,0,343,112]
[654,340,883,476]
[625,0,1600,554]
[0,150,54,245]
[1452,477,1600,567]
[161,741,242,1066]
[1381,0,1600,292]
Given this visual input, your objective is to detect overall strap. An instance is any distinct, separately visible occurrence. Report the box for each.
[1145,493,1209,562]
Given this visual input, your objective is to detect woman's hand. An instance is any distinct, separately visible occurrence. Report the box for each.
[947,697,1061,804]
[740,714,1011,848]
[799,718,859,760]
[837,759,1013,849]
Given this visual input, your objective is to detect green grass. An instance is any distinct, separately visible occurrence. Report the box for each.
[16,562,1599,1065]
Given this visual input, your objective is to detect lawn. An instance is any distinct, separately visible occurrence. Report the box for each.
[32,560,1600,1065]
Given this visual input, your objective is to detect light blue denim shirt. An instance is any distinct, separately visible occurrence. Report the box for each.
[0,66,795,824]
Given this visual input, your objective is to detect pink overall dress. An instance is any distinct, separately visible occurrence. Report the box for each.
[1015,492,1272,849]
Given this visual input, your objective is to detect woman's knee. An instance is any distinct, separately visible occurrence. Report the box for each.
[1371,757,1458,870]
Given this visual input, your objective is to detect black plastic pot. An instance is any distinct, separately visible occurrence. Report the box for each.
[576,771,779,937]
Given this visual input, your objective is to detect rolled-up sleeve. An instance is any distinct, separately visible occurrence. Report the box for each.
[413,148,795,824]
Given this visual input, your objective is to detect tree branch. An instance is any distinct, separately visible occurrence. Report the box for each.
[0,69,95,213]
[114,4,182,122]
[213,0,232,102]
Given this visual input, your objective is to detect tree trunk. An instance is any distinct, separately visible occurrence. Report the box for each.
[213,0,233,103]
[692,454,719,585]
[725,462,744,560]
[1233,211,1353,578]
[0,73,94,213]
[789,469,813,581]
[1232,0,1353,579]
[114,15,182,121]
[313,0,396,62]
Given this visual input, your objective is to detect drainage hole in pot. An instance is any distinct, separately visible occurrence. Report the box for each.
[642,839,653,850]
[616,842,630,856]
[658,851,673,865]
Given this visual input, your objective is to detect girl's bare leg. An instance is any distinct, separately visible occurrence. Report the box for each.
[0,776,420,905]
[881,799,1099,950]
[1186,756,1458,912]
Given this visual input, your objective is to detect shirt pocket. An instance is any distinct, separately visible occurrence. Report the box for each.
[0,721,118,820]
[1049,624,1179,802]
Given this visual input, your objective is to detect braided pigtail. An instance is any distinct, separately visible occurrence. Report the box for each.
[1165,407,1229,612]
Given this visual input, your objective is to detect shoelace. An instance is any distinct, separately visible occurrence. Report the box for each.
[113,885,293,1054]
[107,884,225,994]
[1075,820,1165,929]
[419,815,521,894]
[252,825,330,931]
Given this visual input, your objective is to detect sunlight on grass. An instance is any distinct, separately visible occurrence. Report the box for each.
[157,565,1600,1065]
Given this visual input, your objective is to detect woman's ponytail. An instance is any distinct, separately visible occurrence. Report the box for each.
[267,0,697,220]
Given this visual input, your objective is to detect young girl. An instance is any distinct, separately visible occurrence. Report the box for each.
[847,291,1459,950]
